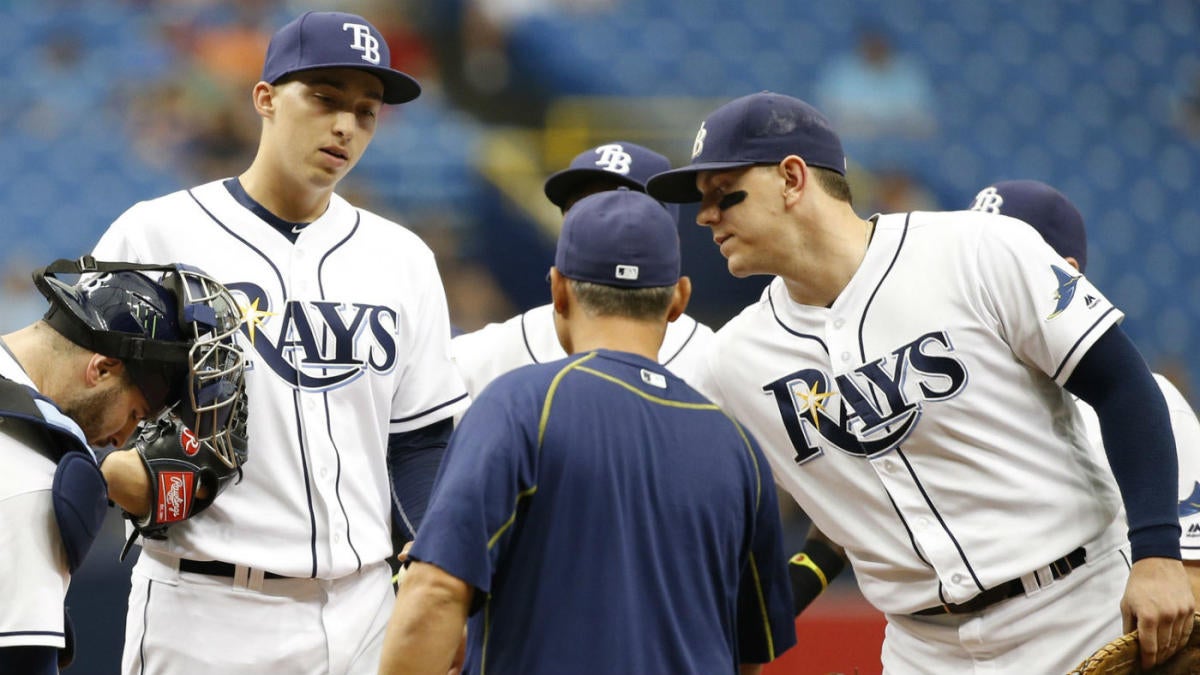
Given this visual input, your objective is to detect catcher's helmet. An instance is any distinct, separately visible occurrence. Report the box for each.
[33,257,247,467]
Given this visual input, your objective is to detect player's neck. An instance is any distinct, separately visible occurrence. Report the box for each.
[563,317,665,362]
[781,212,874,308]
[238,165,333,224]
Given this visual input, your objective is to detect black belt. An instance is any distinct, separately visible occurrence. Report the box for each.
[913,547,1086,616]
[178,558,286,580]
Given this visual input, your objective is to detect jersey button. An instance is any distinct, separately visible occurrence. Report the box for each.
[951,573,965,584]
[833,319,845,329]
[841,352,851,362]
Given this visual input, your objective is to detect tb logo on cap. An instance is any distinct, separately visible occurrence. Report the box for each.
[691,122,707,159]
[343,22,382,64]
[594,144,633,174]
[969,187,1003,214]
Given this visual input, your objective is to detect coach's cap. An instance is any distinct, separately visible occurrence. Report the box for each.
[647,91,846,203]
[261,11,421,104]
[969,180,1088,272]
[543,142,671,209]
[555,189,681,288]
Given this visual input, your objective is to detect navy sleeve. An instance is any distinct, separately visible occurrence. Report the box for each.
[0,646,58,674]
[1064,324,1181,561]
[737,433,798,663]
[387,417,453,541]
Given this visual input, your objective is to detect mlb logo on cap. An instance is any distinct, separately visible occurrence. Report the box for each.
[615,265,640,281]
[261,11,421,104]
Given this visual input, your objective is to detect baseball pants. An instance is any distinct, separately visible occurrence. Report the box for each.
[122,550,394,675]
[881,544,1130,674]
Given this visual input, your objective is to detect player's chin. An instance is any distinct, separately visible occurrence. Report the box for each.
[723,254,756,278]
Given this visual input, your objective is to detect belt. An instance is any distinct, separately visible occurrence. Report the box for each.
[178,558,286,580]
[913,547,1086,616]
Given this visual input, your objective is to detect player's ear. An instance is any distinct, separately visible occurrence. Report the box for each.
[549,268,570,317]
[252,81,276,118]
[666,276,692,323]
[779,155,808,205]
[87,354,125,387]
[1065,256,1081,272]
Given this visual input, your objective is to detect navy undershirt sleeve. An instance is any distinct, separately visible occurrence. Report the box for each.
[1064,324,1180,561]
[0,646,59,675]
[387,418,453,542]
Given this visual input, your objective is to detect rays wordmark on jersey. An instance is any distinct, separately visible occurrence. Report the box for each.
[762,331,967,462]
[230,282,399,390]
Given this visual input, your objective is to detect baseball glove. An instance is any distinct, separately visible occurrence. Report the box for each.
[123,411,247,543]
[1069,614,1200,674]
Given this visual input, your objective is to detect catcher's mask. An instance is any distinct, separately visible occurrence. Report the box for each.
[33,256,247,468]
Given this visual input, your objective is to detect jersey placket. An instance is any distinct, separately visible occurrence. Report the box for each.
[826,313,983,604]
[289,245,352,573]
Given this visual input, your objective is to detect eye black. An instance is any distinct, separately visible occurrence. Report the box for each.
[717,190,747,211]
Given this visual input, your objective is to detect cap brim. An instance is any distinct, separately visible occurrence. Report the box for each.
[370,68,421,104]
[277,64,421,104]
[646,161,758,203]
[543,169,646,209]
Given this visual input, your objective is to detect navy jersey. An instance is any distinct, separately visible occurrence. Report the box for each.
[412,349,796,675]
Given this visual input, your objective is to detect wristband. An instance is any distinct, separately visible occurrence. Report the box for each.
[787,538,847,615]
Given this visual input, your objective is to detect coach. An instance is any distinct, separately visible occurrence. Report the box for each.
[378,189,796,675]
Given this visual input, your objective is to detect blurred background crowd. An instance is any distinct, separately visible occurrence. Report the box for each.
[0,0,1197,672]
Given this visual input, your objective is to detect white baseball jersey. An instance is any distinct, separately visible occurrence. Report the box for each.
[0,346,71,649]
[92,179,469,579]
[451,303,714,397]
[1077,373,1200,560]
[694,210,1129,615]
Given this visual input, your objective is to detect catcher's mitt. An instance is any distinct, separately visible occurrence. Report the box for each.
[122,411,247,550]
[1069,614,1200,674]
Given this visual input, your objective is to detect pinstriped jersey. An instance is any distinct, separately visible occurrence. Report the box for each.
[412,349,796,674]
[91,179,469,578]
[694,210,1129,614]
[450,303,714,398]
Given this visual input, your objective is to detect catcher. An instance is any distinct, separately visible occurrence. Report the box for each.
[0,257,248,673]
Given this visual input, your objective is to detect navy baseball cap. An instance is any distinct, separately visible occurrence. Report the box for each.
[261,11,421,105]
[543,142,671,209]
[647,91,847,203]
[969,180,1088,272]
[555,189,681,288]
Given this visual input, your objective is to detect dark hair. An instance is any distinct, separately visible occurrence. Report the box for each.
[567,279,675,321]
[812,166,853,205]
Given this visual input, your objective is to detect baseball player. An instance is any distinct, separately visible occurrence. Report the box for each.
[969,179,1200,605]
[646,91,1194,673]
[90,12,468,675]
[0,258,245,674]
[451,141,714,397]
[379,189,796,675]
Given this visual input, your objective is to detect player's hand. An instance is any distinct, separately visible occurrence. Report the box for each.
[99,449,152,517]
[397,540,415,564]
[1121,557,1195,668]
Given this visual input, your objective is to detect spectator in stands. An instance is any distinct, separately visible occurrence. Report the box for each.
[814,22,936,143]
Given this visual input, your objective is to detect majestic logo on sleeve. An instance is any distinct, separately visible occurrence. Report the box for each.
[762,331,967,463]
[1048,265,1081,319]
[229,282,399,391]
